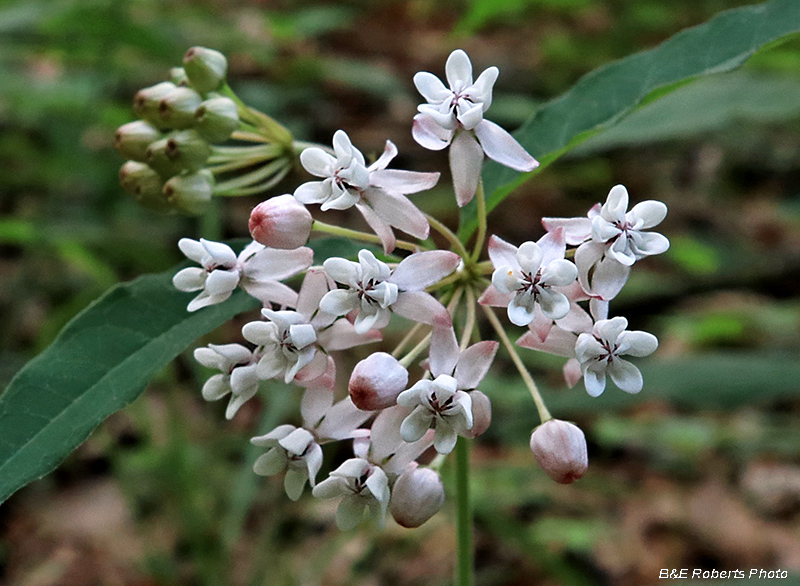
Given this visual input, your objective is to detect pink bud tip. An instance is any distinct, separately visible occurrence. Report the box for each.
[348,352,408,411]
[529,419,588,484]
[249,194,313,250]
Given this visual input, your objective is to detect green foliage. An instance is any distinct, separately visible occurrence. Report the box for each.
[458,0,800,240]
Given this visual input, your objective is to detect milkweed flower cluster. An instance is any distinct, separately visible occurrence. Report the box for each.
[120,47,670,530]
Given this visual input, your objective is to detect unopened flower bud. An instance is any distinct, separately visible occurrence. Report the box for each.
[529,419,588,484]
[114,120,161,162]
[164,169,214,215]
[195,97,239,143]
[146,130,211,176]
[183,46,228,93]
[249,195,313,250]
[390,463,445,528]
[133,81,177,127]
[158,87,203,129]
[348,352,408,411]
[461,390,491,439]
[119,161,172,212]
[170,67,189,86]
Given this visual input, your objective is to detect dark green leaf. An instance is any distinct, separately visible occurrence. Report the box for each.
[459,0,800,240]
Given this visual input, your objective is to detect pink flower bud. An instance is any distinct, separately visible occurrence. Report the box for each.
[348,352,408,411]
[249,195,313,250]
[461,390,491,439]
[529,419,588,484]
[390,463,445,528]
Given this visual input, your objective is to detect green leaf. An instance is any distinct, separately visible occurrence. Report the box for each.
[458,0,800,240]
[0,271,258,505]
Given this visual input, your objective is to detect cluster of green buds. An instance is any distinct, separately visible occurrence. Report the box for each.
[116,47,296,214]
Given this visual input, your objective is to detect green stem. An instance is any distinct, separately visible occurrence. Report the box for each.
[391,322,426,358]
[398,332,432,368]
[470,180,487,263]
[482,305,552,423]
[426,213,470,259]
[455,436,473,586]
[459,287,476,351]
[312,220,424,253]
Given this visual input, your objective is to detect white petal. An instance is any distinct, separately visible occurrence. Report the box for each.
[299,147,336,177]
[574,241,605,294]
[241,321,278,346]
[288,323,317,350]
[365,467,390,509]
[369,169,439,195]
[616,331,658,357]
[541,217,592,246]
[537,289,570,321]
[492,267,520,295]
[353,307,387,334]
[445,49,473,90]
[305,443,323,487]
[278,427,315,456]
[200,239,237,266]
[474,120,539,172]
[457,101,485,130]
[391,251,460,291]
[368,140,398,172]
[630,231,670,258]
[336,496,368,531]
[601,184,629,224]
[201,374,230,401]
[400,406,433,443]
[284,468,308,501]
[178,238,206,263]
[187,291,229,312]
[312,476,348,499]
[173,267,206,292]
[590,255,631,300]
[583,364,607,397]
[594,316,628,345]
[629,200,667,229]
[204,269,240,296]
[516,241,543,274]
[319,289,359,317]
[256,352,286,380]
[468,66,499,108]
[253,448,286,476]
[250,424,295,446]
[607,358,643,393]
[323,257,359,286]
[449,130,483,207]
[454,341,498,390]
[240,280,298,308]
[575,332,604,363]
[296,269,333,320]
[230,363,259,396]
[432,420,458,455]
[294,180,330,204]
[591,217,622,243]
[507,296,536,327]
[413,71,451,104]
[540,259,577,287]
[412,114,454,151]
[319,187,360,211]
[243,246,313,281]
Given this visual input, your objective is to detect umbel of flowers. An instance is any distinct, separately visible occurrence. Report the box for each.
[119,47,668,531]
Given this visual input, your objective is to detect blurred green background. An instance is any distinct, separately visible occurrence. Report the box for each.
[2,0,800,584]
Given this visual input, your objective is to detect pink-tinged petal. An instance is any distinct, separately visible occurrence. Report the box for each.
[529,305,554,342]
[445,49,473,89]
[457,101,484,130]
[293,180,329,204]
[455,341,498,389]
[178,238,206,263]
[368,140,398,172]
[616,331,658,357]
[474,120,539,172]
[299,147,335,177]
[449,130,484,207]
[430,325,460,378]
[319,289,359,317]
[355,202,396,254]
[536,227,567,265]
[393,291,452,327]
[364,188,429,240]
[563,358,582,388]
[629,200,667,229]
[301,382,335,430]
[541,217,592,246]
[541,259,577,287]
[589,298,609,321]
[201,239,237,266]
[385,430,435,476]
[173,267,205,292]
[245,246,313,281]
[487,235,519,269]
[294,351,328,383]
[591,256,631,300]
[583,363,607,397]
[316,398,372,441]
[369,169,440,194]
[477,284,513,307]
[517,327,578,358]
[601,184,628,224]
[297,269,333,321]
[555,303,593,335]
[607,358,643,393]
[469,66,499,108]
[413,71,451,104]
[204,269,240,295]
[412,114,454,151]
[391,250,460,291]
[240,280,298,308]
[317,319,382,351]
[367,405,409,464]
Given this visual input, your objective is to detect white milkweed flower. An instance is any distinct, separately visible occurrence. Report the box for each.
[312,458,390,530]
[251,425,323,501]
[193,343,259,420]
[172,239,312,311]
[319,249,459,334]
[412,49,538,206]
[481,230,578,327]
[242,309,318,384]
[294,130,438,253]
[575,316,658,397]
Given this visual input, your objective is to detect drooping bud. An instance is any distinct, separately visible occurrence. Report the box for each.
[169,67,189,86]
[195,96,240,143]
[461,390,491,439]
[164,170,214,215]
[348,352,408,411]
[158,86,203,129]
[114,120,161,162]
[249,195,313,250]
[529,419,588,484]
[390,463,445,528]
[119,161,171,212]
[183,46,228,93]
[146,130,211,177]
[133,81,177,127]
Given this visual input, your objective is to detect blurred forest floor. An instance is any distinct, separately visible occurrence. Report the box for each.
[1,0,800,585]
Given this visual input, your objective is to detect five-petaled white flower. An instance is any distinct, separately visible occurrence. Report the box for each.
[575,316,658,397]
[173,239,312,311]
[294,130,438,253]
[481,231,578,326]
[242,309,318,384]
[319,249,459,334]
[251,425,323,501]
[412,49,538,206]
[312,458,390,530]
[193,343,259,420]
